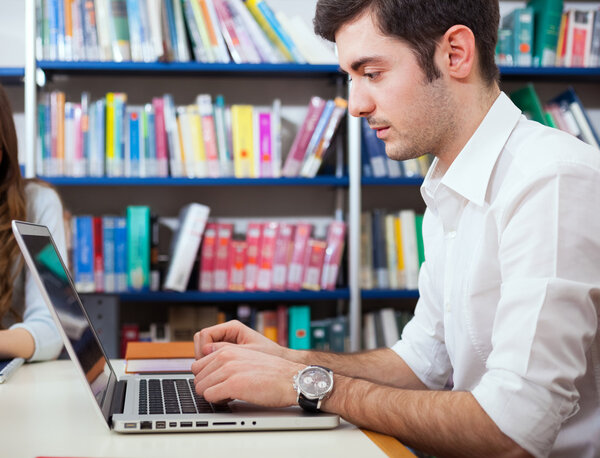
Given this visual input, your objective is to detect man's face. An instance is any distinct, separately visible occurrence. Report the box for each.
[336,12,457,161]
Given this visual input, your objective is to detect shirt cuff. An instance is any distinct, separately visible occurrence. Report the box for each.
[472,368,578,458]
[10,321,63,362]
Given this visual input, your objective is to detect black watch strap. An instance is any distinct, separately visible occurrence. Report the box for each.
[297,393,320,413]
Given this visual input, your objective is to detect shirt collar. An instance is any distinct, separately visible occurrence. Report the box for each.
[421,92,522,208]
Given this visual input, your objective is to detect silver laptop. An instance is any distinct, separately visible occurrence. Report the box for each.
[12,220,339,433]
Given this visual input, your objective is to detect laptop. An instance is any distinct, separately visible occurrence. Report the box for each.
[12,220,340,433]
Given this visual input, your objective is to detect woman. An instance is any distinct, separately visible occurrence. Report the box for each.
[0,83,65,360]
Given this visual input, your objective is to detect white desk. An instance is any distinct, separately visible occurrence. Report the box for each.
[0,360,414,458]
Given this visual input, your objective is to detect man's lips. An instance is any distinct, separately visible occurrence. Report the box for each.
[372,126,390,139]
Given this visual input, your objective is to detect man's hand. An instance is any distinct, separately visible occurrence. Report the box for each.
[191,345,304,407]
[193,320,287,359]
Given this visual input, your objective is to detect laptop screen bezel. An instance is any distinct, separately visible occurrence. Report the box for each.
[12,220,119,428]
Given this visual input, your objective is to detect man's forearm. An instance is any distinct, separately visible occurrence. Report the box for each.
[284,347,427,389]
[324,376,532,458]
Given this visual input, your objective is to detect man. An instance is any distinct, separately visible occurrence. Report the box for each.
[192,1,600,456]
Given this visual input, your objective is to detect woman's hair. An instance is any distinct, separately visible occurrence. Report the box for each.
[0,83,27,326]
[314,0,500,85]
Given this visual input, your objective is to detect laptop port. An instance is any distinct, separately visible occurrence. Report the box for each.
[180,422,193,427]
[124,423,137,429]
[140,421,152,430]
[155,421,166,429]
[169,422,177,427]
[213,422,236,426]
[196,421,208,427]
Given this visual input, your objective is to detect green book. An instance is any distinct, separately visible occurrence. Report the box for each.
[415,214,425,267]
[288,306,311,350]
[527,0,564,67]
[310,320,330,351]
[502,7,534,66]
[126,205,150,291]
[510,84,549,126]
[496,28,514,65]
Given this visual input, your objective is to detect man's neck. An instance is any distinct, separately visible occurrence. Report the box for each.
[436,84,501,170]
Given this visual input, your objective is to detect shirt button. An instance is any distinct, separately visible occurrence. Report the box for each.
[446,231,456,239]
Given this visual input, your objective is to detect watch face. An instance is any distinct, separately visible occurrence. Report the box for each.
[298,367,333,397]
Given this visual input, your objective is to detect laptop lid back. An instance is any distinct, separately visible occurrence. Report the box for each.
[12,220,117,428]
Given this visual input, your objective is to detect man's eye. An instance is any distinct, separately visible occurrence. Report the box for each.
[364,72,380,80]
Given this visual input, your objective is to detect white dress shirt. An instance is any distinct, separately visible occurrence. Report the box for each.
[392,92,600,457]
[5,182,66,361]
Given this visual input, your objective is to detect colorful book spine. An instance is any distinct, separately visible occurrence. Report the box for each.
[152,97,170,177]
[126,205,151,291]
[103,216,117,293]
[271,223,293,291]
[286,222,312,291]
[197,94,221,178]
[244,222,262,291]
[199,222,218,292]
[231,104,255,178]
[301,238,327,291]
[288,305,311,350]
[114,216,128,292]
[256,221,279,291]
[214,223,233,291]
[321,221,346,291]
[214,94,234,177]
[256,110,272,178]
[227,240,247,291]
[73,215,95,292]
[282,97,326,177]
[93,216,104,292]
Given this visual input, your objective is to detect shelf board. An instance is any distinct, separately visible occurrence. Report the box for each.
[36,60,341,77]
[499,66,600,80]
[361,177,424,186]
[84,289,351,302]
[361,289,420,299]
[39,176,349,187]
[0,67,24,83]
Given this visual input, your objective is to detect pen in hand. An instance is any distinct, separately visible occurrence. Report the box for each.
[0,358,25,383]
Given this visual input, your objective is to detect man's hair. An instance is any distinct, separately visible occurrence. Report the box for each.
[314,0,500,85]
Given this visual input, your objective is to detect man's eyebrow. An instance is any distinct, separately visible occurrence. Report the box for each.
[350,56,386,72]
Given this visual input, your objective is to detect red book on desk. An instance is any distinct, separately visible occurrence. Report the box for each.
[124,341,195,374]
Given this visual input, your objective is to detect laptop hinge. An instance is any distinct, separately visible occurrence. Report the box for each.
[109,379,127,418]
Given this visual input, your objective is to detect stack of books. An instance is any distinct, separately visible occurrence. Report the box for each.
[36,0,337,64]
[37,91,347,179]
[497,1,600,67]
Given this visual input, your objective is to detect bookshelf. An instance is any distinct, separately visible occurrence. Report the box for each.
[14,0,600,353]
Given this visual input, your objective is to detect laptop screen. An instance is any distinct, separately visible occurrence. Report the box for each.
[16,224,113,411]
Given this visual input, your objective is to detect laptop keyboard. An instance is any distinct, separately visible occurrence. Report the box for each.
[138,378,231,415]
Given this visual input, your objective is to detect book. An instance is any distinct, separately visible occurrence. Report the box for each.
[126,205,151,291]
[527,0,564,67]
[282,97,326,177]
[102,216,117,293]
[301,238,327,291]
[114,216,128,292]
[196,94,221,177]
[321,221,346,291]
[199,222,218,291]
[227,239,247,291]
[361,117,388,178]
[124,341,195,374]
[214,223,233,291]
[213,94,234,176]
[565,9,594,67]
[360,212,374,289]
[256,221,278,291]
[378,308,400,348]
[384,214,399,289]
[503,7,534,67]
[286,222,312,291]
[399,210,419,290]
[164,203,211,292]
[231,104,255,178]
[271,222,293,291]
[288,305,311,350]
[548,87,600,148]
[371,209,389,289]
[72,215,95,292]
[108,0,131,62]
[510,84,549,126]
[244,222,262,291]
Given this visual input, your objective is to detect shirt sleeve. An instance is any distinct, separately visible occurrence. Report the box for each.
[10,184,67,361]
[392,212,453,389]
[471,162,600,457]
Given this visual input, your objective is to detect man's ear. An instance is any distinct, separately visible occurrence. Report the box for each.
[437,25,476,80]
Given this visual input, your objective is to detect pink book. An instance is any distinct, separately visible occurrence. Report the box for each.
[256,221,279,291]
[152,97,169,177]
[321,221,347,290]
[301,239,327,291]
[281,97,326,177]
[271,223,294,291]
[214,223,233,291]
[197,94,221,178]
[258,111,272,178]
[73,103,84,177]
[244,222,263,291]
[286,223,312,291]
[93,216,104,292]
[199,223,218,292]
[228,240,247,291]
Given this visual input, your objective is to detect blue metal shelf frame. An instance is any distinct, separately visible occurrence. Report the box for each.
[88,289,351,303]
[498,66,600,79]
[37,61,341,77]
[361,289,420,299]
[0,67,25,84]
[40,176,349,187]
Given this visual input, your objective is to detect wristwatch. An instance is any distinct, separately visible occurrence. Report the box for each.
[293,365,334,413]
